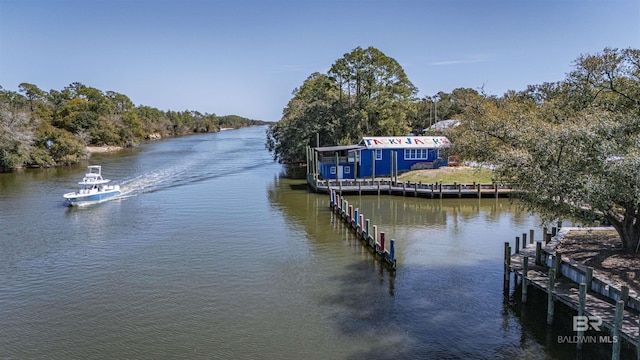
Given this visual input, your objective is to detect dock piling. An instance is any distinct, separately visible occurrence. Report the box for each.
[577,283,586,350]
[547,268,556,325]
[613,300,624,360]
[328,195,396,270]
[529,229,534,245]
[522,256,529,303]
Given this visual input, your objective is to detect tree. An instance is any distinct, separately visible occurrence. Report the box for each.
[454,48,640,252]
[267,46,418,165]
[328,46,417,136]
[267,72,340,164]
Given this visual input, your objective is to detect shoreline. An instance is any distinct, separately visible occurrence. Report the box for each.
[86,145,123,154]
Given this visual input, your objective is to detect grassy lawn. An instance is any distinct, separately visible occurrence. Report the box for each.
[396,166,495,184]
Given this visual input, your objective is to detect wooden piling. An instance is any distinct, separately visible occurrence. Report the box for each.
[554,252,562,277]
[354,208,359,228]
[522,256,529,303]
[577,283,586,350]
[529,229,534,244]
[515,237,520,254]
[373,225,378,245]
[504,242,510,291]
[390,239,395,262]
[622,285,630,306]
[547,268,556,325]
[328,195,396,270]
[522,233,527,248]
[585,267,593,290]
[365,219,370,239]
[613,300,624,360]
[535,241,542,265]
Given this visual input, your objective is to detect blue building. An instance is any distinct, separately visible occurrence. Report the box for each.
[313,144,362,180]
[313,136,450,180]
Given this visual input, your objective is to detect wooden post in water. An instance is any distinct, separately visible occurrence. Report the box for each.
[365,219,370,239]
[577,283,587,350]
[415,183,418,197]
[543,227,548,242]
[530,229,534,245]
[547,268,556,325]
[477,183,481,198]
[545,232,552,244]
[348,204,353,222]
[535,241,542,265]
[613,300,624,360]
[373,225,378,246]
[390,239,395,262]
[515,237,520,254]
[522,256,529,303]
[504,242,510,292]
[354,208,359,228]
[380,232,386,253]
[522,233,527,248]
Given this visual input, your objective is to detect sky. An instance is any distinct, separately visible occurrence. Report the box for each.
[1,0,639,122]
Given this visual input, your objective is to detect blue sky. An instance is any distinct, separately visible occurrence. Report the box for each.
[1,0,639,122]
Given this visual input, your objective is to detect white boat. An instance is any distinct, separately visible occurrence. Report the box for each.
[63,165,121,206]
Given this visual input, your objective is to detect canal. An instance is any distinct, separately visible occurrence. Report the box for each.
[0,125,601,359]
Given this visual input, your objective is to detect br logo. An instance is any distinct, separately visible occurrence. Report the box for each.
[573,315,602,331]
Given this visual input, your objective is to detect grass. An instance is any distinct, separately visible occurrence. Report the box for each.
[396,166,495,184]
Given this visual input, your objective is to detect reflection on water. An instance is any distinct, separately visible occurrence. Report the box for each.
[0,126,621,359]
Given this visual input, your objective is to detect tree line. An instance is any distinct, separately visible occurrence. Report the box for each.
[268,46,640,252]
[0,82,266,171]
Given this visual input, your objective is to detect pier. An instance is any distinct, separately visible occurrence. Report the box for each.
[328,189,397,270]
[505,227,640,359]
[308,175,512,198]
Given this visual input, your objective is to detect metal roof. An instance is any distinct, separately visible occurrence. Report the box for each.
[359,136,450,149]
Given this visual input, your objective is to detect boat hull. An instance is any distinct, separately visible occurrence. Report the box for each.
[63,189,121,206]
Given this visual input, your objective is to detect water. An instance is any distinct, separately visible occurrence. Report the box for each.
[0,126,614,359]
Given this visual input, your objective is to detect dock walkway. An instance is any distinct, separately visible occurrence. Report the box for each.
[507,227,640,358]
[308,175,512,198]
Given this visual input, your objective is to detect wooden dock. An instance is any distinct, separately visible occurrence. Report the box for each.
[308,174,512,198]
[506,227,640,359]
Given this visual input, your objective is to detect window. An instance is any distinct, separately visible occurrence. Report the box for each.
[330,166,336,174]
[404,148,430,160]
[344,166,351,174]
[375,149,382,160]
